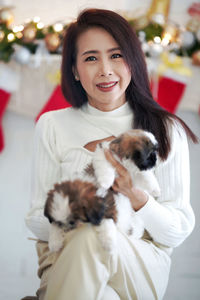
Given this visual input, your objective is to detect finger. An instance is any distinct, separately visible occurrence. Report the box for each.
[84,136,115,152]
[104,149,128,176]
[103,135,116,142]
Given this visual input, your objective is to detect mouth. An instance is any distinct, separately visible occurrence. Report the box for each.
[96,81,118,92]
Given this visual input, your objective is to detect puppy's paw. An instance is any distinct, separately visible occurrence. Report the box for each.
[48,223,65,253]
[49,238,64,253]
[151,186,161,198]
[95,219,117,254]
[96,170,115,190]
[96,187,108,197]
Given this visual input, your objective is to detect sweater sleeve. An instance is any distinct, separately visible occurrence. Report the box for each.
[136,122,195,248]
[25,112,61,241]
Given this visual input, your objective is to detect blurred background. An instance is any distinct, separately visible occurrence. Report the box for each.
[0,0,200,299]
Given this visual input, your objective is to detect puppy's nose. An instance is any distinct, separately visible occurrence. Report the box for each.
[135,150,157,171]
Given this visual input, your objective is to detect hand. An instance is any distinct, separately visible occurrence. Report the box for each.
[104,149,148,211]
[84,136,115,152]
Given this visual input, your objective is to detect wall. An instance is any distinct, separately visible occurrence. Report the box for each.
[10,0,194,27]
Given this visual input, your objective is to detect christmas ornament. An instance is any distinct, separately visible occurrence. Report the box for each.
[192,50,200,66]
[32,40,51,68]
[45,32,61,52]
[22,23,37,43]
[188,2,200,19]
[179,31,195,49]
[162,22,178,43]
[13,45,31,64]
[186,18,200,32]
[0,7,14,26]
[148,41,163,57]
[0,29,4,41]
[158,52,192,77]
[147,0,171,25]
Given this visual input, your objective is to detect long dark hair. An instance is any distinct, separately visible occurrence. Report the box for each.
[61,8,198,160]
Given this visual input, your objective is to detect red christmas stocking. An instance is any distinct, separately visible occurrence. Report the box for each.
[151,76,186,113]
[36,85,71,122]
[0,89,11,152]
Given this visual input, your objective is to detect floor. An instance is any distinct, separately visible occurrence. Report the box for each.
[0,110,199,300]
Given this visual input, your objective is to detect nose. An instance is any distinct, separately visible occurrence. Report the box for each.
[98,59,113,77]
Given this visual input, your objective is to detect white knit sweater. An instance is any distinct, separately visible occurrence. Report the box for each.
[25,102,195,250]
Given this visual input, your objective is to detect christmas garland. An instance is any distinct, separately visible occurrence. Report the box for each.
[0,3,200,65]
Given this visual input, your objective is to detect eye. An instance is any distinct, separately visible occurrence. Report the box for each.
[85,56,97,62]
[111,53,123,59]
[133,150,141,160]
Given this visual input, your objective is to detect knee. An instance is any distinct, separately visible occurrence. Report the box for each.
[63,223,101,253]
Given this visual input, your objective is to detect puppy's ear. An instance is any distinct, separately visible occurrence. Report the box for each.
[44,190,55,223]
[85,199,106,225]
[109,136,123,157]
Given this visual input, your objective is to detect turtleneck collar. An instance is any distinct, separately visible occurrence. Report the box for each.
[79,101,134,136]
[81,101,132,117]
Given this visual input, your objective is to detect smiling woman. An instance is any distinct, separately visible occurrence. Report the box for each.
[73,27,131,111]
[25,8,198,300]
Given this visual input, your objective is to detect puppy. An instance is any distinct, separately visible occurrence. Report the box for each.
[44,129,160,252]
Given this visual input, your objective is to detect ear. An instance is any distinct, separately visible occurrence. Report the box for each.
[72,65,80,81]
[109,136,123,157]
[85,202,105,225]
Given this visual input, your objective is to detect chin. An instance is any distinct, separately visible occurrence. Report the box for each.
[44,129,160,253]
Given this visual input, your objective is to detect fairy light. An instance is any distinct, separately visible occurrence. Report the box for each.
[16,31,23,39]
[18,25,24,31]
[7,33,15,42]
[53,23,63,32]
[13,25,24,33]
[13,26,19,33]
[33,16,40,23]
[37,22,44,29]
[154,36,161,44]
[161,33,171,46]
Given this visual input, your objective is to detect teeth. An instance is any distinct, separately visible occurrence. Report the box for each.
[98,82,116,88]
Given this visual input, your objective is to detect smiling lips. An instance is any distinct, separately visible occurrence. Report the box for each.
[96,81,118,92]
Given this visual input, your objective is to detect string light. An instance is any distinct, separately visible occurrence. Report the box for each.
[161,33,171,46]
[15,31,23,39]
[37,22,44,29]
[154,36,161,43]
[33,16,40,23]
[13,25,24,33]
[7,33,15,42]
[53,23,63,32]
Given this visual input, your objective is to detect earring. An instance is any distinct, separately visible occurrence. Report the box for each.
[75,75,79,81]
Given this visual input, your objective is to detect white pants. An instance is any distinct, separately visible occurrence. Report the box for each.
[37,223,171,300]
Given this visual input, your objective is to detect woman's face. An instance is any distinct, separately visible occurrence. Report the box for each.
[74,27,131,111]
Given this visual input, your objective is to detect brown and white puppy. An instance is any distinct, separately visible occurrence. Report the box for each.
[44,129,160,252]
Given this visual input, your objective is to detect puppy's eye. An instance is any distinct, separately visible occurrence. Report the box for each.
[133,150,141,159]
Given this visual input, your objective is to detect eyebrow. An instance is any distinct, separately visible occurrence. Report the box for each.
[81,47,121,56]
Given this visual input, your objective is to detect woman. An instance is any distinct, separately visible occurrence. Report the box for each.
[25,8,198,300]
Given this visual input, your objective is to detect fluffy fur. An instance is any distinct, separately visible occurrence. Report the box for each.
[44,129,160,252]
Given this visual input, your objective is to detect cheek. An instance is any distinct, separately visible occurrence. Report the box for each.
[124,65,132,80]
[77,65,95,87]
[118,62,131,83]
